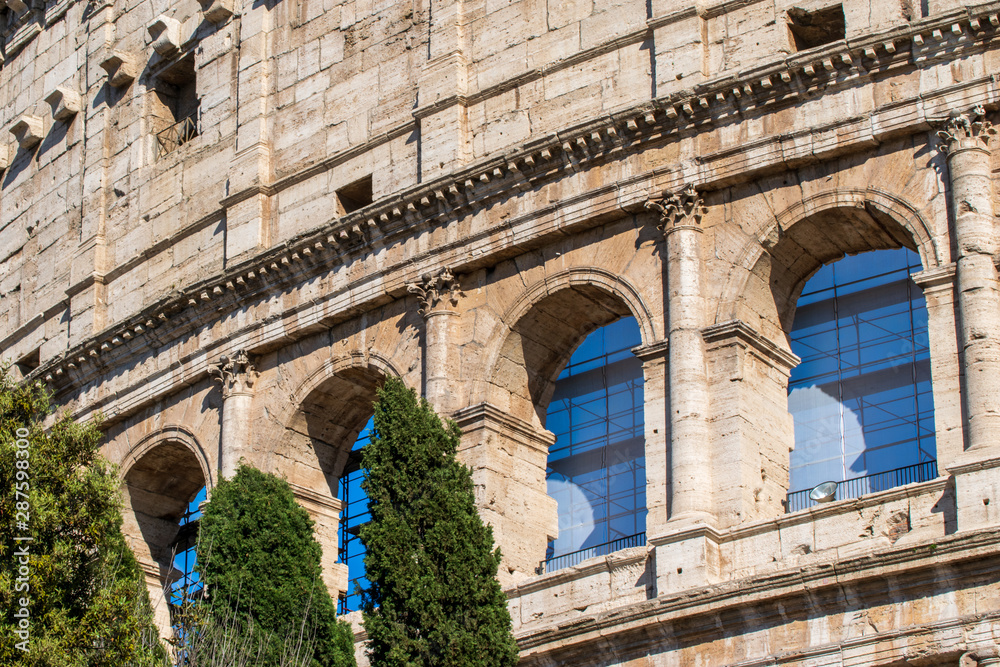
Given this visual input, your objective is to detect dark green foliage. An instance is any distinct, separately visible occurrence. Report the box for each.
[0,371,166,666]
[360,378,519,667]
[195,465,356,667]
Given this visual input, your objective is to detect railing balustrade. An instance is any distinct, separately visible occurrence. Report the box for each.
[537,532,647,575]
[785,460,938,513]
[156,115,198,157]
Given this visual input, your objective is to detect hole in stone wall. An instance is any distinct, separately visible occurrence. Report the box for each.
[787,4,846,50]
[16,347,40,379]
[336,176,373,215]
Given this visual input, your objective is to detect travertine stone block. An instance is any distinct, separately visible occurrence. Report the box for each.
[45,87,82,121]
[99,51,136,88]
[10,115,43,149]
[148,15,182,56]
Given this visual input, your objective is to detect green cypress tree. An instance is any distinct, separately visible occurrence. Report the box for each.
[0,371,166,666]
[195,465,356,667]
[360,377,519,667]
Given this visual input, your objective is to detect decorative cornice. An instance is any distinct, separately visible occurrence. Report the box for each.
[644,184,707,232]
[936,104,996,151]
[406,268,462,317]
[208,350,257,398]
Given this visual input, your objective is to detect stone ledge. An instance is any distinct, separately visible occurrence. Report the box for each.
[515,527,1000,658]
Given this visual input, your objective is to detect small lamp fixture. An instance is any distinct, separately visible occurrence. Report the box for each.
[809,480,839,503]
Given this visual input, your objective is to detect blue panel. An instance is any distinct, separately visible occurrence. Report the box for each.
[787,248,937,495]
[546,317,646,559]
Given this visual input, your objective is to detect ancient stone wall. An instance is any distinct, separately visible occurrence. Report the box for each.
[3,0,1000,663]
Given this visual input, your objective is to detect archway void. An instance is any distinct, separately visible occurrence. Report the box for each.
[543,317,646,570]
[122,440,207,636]
[786,248,936,509]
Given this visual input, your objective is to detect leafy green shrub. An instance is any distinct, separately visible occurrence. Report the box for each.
[195,465,356,667]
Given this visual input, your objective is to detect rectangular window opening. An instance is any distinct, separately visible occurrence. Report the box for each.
[153,54,199,158]
[336,176,374,216]
[787,4,846,51]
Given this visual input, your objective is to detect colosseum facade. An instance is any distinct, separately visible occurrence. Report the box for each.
[2,0,1000,663]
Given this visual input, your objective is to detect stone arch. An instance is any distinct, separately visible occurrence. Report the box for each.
[118,425,211,640]
[278,352,399,484]
[476,267,657,429]
[717,187,941,340]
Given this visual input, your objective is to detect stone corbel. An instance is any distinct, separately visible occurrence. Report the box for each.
[208,350,258,398]
[148,15,182,56]
[9,116,43,149]
[0,144,8,171]
[44,87,82,122]
[645,183,708,233]
[3,0,27,13]
[198,0,233,24]
[100,51,137,88]
[406,268,463,317]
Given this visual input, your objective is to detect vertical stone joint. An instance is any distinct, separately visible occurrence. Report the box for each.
[407,268,463,317]
[209,350,258,397]
[645,184,708,233]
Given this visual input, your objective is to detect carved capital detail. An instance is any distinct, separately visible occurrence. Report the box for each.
[209,350,258,398]
[937,105,996,152]
[645,184,707,233]
[407,268,462,317]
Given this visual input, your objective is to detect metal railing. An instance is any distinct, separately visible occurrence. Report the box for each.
[785,460,938,513]
[537,532,646,575]
[156,114,198,157]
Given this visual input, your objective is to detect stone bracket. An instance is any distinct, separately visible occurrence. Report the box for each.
[100,51,137,88]
[198,0,234,24]
[45,86,82,122]
[148,15,182,56]
[9,115,43,149]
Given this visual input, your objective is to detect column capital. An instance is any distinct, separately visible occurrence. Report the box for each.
[407,267,463,317]
[936,105,996,153]
[645,184,707,234]
[209,349,258,398]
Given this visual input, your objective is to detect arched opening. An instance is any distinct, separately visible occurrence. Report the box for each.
[286,363,385,610]
[786,247,937,510]
[542,317,646,572]
[122,440,208,638]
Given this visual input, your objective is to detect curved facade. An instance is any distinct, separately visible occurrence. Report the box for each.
[3,0,1000,662]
